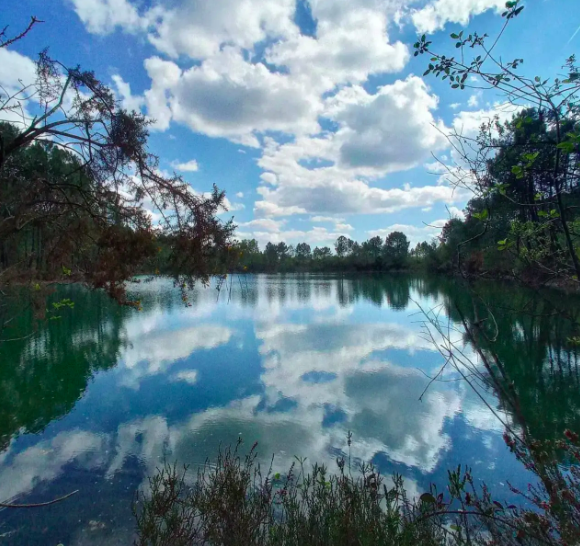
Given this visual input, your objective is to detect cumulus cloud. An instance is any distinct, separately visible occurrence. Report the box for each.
[236,192,244,198]
[146,0,297,59]
[64,0,498,238]
[411,0,505,34]
[0,48,37,126]
[266,9,408,90]
[368,220,447,246]
[250,77,457,219]
[239,218,285,233]
[143,56,181,131]
[68,0,143,34]
[144,47,322,143]
[327,76,448,172]
[452,102,520,137]
[112,75,145,113]
[171,159,199,172]
[236,226,351,247]
[120,323,233,388]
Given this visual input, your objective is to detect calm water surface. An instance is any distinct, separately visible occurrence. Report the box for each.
[0,274,579,545]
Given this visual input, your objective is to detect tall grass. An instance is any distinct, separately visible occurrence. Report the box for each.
[134,434,580,546]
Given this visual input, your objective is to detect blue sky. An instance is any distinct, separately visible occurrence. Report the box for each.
[2,0,579,248]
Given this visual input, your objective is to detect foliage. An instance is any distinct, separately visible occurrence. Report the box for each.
[415,0,580,286]
[231,232,412,273]
[135,439,445,546]
[0,29,233,309]
[135,433,580,546]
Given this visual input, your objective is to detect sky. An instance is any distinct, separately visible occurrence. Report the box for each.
[1,0,579,249]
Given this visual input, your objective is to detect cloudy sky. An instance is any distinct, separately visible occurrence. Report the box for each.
[2,0,579,247]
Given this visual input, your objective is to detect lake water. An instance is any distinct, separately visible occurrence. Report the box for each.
[0,274,579,545]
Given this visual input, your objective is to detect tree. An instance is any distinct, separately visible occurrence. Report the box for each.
[264,242,279,271]
[313,247,332,260]
[335,236,349,258]
[415,0,580,283]
[0,33,233,304]
[384,232,409,269]
[295,242,312,260]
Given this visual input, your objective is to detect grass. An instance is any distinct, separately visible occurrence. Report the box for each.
[134,434,580,546]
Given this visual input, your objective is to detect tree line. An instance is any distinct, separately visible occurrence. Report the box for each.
[230,103,579,281]
[230,231,412,273]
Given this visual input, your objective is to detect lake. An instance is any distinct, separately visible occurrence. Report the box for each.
[0,274,579,545]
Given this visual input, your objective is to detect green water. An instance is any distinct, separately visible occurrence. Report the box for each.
[0,274,579,545]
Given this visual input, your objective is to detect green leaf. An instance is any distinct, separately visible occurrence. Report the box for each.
[451,84,459,89]
[557,141,575,153]
[473,209,489,221]
[420,493,437,504]
[523,152,539,162]
[450,33,459,39]
[274,473,281,480]
[456,42,462,48]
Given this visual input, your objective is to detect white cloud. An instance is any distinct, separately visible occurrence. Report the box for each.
[0,430,106,502]
[467,91,483,108]
[312,216,342,223]
[145,47,322,143]
[453,102,519,137]
[220,196,245,213]
[112,74,145,112]
[412,0,505,34]
[120,323,233,388]
[239,219,285,233]
[143,56,181,131]
[327,77,448,172]
[236,192,244,198]
[266,9,408,90]
[68,0,143,34]
[146,0,297,60]
[236,226,350,247]
[448,206,465,220]
[252,77,456,219]
[368,219,447,246]
[171,159,199,172]
[336,222,354,231]
[0,48,37,126]
[171,369,199,385]
[0,48,36,91]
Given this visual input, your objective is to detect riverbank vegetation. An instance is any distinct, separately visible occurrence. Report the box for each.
[135,433,580,546]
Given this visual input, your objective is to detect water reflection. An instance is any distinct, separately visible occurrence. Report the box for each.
[0,274,579,545]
